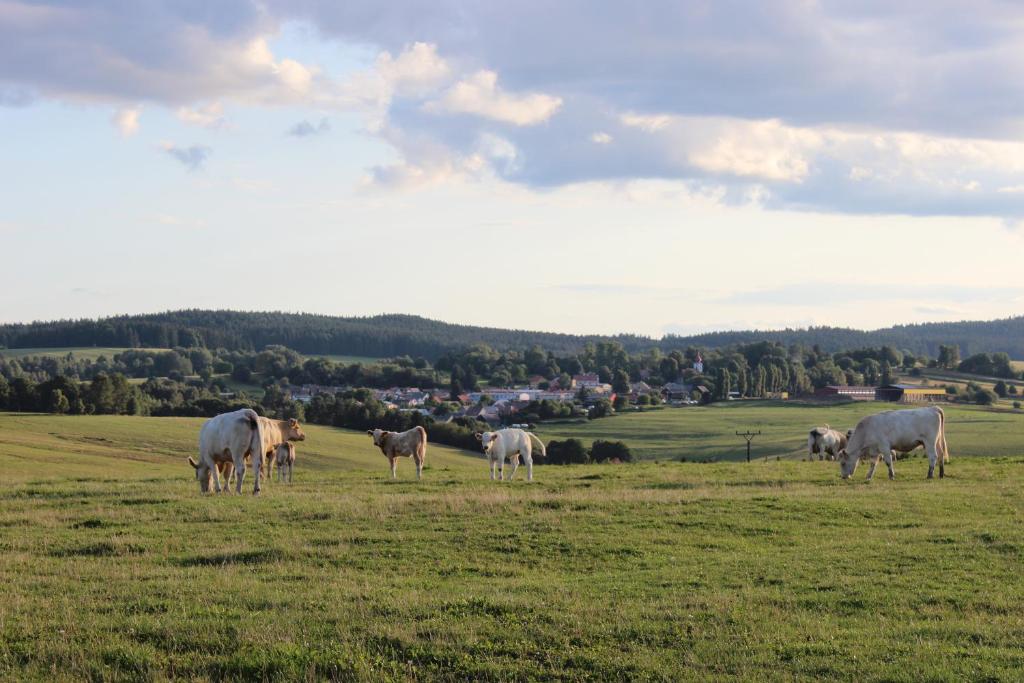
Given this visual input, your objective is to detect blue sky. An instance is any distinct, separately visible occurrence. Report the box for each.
[2,1,1023,336]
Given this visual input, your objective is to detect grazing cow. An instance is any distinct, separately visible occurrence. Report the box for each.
[475,428,546,482]
[367,426,427,480]
[189,408,264,494]
[275,442,296,483]
[807,425,848,461]
[838,406,949,480]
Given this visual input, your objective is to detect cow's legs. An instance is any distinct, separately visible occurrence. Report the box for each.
[415,456,423,481]
[234,460,246,495]
[866,454,880,481]
[926,439,942,479]
[500,455,507,481]
[524,454,533,482]
[250,451,262,495]
[489,458,498,481]
[389,457,397,479]
[288,463,293,483]
[508,454,520,481]
[210,460,222,493]
[883,451,895,480]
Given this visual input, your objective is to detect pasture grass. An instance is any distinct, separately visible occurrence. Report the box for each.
[536,400,1024,461]
[2,412,1024,680]
[0,347,161,361]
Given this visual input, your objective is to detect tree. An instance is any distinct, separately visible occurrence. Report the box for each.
[994,380,1009,398]
[974,388,997,405]
[612,369,630,394]
[589,398,613,418]
[48,389,70,414]
[613,394,630,411]
[937,344,961,370]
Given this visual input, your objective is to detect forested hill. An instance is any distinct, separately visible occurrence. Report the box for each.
[1,310,1023,359]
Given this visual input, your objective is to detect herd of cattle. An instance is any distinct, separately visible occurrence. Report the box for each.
[188,405,950,494]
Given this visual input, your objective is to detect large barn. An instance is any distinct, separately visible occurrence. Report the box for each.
[815,385,877,401]
[874,384,948,402]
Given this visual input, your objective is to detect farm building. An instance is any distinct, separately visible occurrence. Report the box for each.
[875,384,948,402]
[815,385,877,401]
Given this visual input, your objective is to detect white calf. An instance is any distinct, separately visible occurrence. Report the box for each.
[475,429,546,481]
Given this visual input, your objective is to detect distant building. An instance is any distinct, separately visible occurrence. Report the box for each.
[573,373,602,388]
[815,385,876,402]
[875,384,948,403]
[693,351,704,374]
[662,382,694,400]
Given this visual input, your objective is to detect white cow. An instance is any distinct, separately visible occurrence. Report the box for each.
[475,428,546,481]
[807,425,848,461]
[838,406,949,480]
[189,408,264,494]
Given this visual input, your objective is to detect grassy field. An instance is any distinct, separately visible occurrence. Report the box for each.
[3,410,1024,680]
[0,347,158,361]
[536,400,1024,461]
[312,354,385,366]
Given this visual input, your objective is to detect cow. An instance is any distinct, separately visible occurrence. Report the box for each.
[257,416,306,482]
[189,408,264,494]
[475,428,546,482]
[275,442,296,483]
[837,406,949,480]
[807,424,848,461]
[367,426,427,480]
[189,412,305,495]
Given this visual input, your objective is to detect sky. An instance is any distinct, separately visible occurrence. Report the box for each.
[2,1,1024,338]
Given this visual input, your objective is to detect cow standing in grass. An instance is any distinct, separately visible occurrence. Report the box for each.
[367,427,427,480]
[257,416,306,482]
[807,425,847,461]
[476,428,546,482]
[837,406,950,480]
[190,411,305,495]
[275,442,296,483]
[189,408,264,494]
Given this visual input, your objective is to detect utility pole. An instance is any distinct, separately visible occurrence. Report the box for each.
[736,430,762,463]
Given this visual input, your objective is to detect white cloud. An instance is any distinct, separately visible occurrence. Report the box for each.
[176,102,226,129]
[425,70,562,126]
[591,132,613,144]
[112,106,140,136]
[375,42,451,98]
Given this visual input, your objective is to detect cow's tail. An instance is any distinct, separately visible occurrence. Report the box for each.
[528,432,546,459]
[415,426,428,461]
[242,410,264,469]
[936,406,949,463]
[188,457,200,470]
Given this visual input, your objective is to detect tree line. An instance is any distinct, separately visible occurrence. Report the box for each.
[4,309,1024,360]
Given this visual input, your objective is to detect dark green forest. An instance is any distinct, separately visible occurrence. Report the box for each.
[2,309,1024,359]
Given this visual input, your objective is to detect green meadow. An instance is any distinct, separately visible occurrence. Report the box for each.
[0,347,156,361]
[2,409,1024,681]
[537,400,1024,461]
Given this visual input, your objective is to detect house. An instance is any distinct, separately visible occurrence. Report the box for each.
[573,373,602,388]
[662,382,693,400]
[629,381,653,397]
[815,385,877,401]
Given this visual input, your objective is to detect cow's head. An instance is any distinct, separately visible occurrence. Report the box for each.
[475,431,501,454]
[836,449,861,479]
[367,429,387,447]
[189,457,212,493]
[286,418,306,441]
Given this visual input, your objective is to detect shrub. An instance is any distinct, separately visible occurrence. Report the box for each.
[546,439,589,465]
[590,439,633,463]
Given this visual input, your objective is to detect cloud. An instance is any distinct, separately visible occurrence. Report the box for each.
[111,106,140,136]
[160,143,212,171]
[7,2,1024,216]
[425,70,562,125]
[287,117,330,137]
[177,102,226,129]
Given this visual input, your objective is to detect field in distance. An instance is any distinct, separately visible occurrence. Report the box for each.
[537,401,1024,461]
[0,347,160,361]
[1,410,1023,680]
